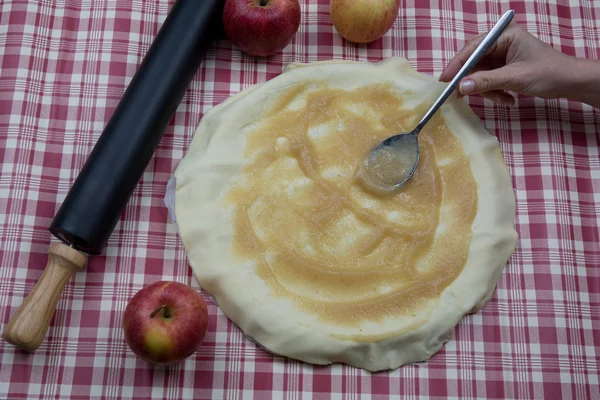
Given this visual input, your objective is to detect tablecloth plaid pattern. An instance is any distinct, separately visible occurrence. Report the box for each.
[1,0,599,399]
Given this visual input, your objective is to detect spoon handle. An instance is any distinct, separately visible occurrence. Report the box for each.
[415,9,515,133]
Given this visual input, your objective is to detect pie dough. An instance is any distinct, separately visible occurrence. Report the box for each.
[172,58,518,371]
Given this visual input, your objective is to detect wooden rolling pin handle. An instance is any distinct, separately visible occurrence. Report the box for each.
[3,243,87,352]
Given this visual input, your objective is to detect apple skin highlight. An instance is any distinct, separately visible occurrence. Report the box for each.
[123,281,209,366]
[330,0,400,43]
[223,0,301,57]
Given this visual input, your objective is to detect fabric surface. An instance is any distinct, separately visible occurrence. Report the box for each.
[0,0,599,399]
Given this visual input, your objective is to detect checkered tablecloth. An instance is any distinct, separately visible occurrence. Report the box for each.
[1,0,599,399]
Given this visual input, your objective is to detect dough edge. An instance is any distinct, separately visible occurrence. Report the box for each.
[173,57,518,371]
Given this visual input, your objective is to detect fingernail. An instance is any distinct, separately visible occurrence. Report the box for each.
[460,80,475,95]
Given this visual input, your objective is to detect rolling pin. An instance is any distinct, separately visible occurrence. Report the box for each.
[3,0,225,352]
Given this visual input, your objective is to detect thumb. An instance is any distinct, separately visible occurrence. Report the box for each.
[459,67,523,95]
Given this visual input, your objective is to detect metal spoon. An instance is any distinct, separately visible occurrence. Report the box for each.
[363,9,515,191]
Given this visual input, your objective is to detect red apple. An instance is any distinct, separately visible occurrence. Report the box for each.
[330,0,400,44]
[223,0,301,57]
[123,281,208,366]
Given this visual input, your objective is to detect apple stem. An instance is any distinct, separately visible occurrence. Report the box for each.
[258,0,268,6]
[150,304,169,319]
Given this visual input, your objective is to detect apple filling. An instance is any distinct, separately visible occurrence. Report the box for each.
[224,82,478,340]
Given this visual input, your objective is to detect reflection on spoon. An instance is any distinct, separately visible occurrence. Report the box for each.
[355,134,419,195]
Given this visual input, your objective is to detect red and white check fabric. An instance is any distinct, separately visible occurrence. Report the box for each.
[1,0,599,399]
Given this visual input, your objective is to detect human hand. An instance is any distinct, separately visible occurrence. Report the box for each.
[439,22,575,105]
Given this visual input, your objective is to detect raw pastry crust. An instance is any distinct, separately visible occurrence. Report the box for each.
[173,58,518,371]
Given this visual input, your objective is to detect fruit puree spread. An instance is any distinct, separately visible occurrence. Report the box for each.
[224,82,478,340]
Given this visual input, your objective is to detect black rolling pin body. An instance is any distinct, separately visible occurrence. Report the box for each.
[50,0,224,255]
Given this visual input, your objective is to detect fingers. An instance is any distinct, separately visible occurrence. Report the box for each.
[452,65,488,97]
[456,87,515,105]
[437,21,526,105]
[439,32,487,82]
[440,22,520,83]
[481,90,515,106]
[458,66,523,95]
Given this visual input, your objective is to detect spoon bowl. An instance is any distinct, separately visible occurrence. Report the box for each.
[362,9,515,191]
[365,131,419,190]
